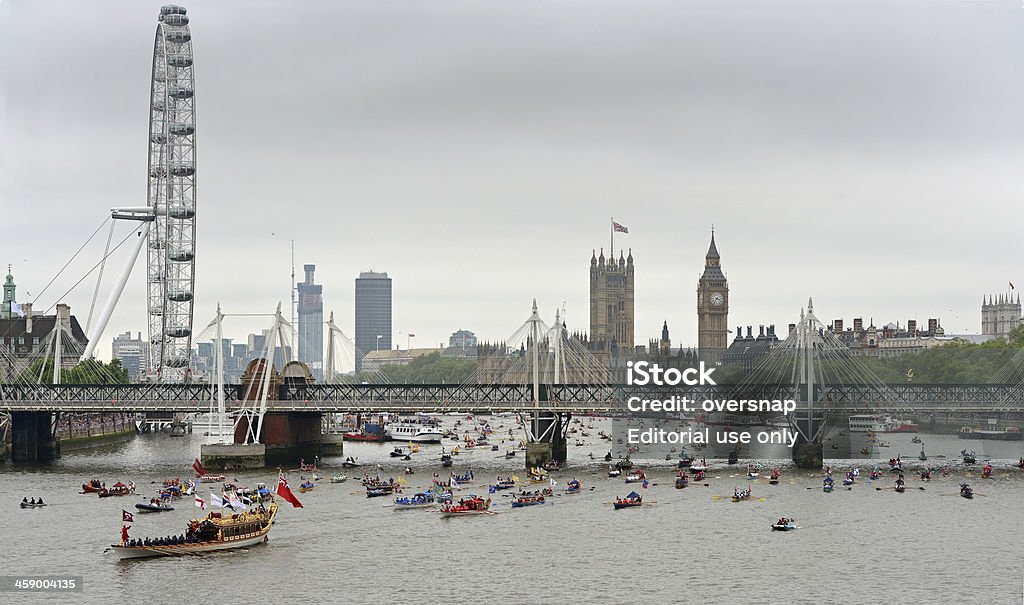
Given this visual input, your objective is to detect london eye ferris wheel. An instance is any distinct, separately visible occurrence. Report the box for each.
[146,5,197,382]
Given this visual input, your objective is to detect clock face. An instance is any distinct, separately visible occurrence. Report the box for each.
[710,292,724,306]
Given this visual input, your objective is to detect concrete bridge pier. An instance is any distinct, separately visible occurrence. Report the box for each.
[790,408,826,469]
[202,412,343,470]
[10,412,60,463]
[524,409,569,470]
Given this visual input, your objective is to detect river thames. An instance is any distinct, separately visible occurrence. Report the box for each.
[3,417,1022,604]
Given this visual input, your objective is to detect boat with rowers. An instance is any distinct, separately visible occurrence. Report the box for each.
[675,472,689,489]
[135,498,175,513]
[624,470,646,484]
[690,458,708,473]
[962,450,976,464]
[771,517,797,531]
[99,482,136,498]
[731,486,752,502]
[960,483,974,499]
[693,470,706,482]
[614,491,642,510]
[20,498,46,509]
[81,480,104,494]
[607,468,622,478]
[981,465,993,479]
[299,480,315,493]
[392,492,437,510]
[894,476,906,493]
[439,495,492,517]
[494,477,516,491]
[511,494,545,508]
[565,479,582,494]
[823,476,834,493]
[111,502,279,559]
[768,468,781,485]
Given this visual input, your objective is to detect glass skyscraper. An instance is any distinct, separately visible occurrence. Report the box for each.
[297,264,324,379]
[355,271,392,371]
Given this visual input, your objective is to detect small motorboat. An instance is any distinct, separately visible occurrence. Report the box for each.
[613,491,642,510]
[678,454,693,469]
[615,459,633,470]
[690,459,708,473]
[341,457,361,468]
[504,450,516,459]
[491,445,499,451]
[771,518,797,531]
[959,484,974,499]
[135,500,175,513]
[389,448,406,458]
[542,461,559,472]
[624,470,646,484]
[911,436,922,444]
[608,468,622,478]
[331,475,348,483]
[81,480,104,494]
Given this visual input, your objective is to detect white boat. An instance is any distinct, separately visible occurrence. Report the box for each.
[386,421,443,443]
[848,414,918,433]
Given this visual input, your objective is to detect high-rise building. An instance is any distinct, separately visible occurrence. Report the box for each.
[981,293,1022,338]
[297,264,324,379]
[589,249,634,354]
[355,271,392,371]
[449,329,477,349]
[697,231,729,364]
[112,331,149,381]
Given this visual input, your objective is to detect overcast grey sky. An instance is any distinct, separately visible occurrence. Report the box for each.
[2,0,1023,362]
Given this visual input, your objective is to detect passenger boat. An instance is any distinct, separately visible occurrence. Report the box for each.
[451,470,474,484]
[299,481,315,493]
[197,475,225,483]
[771,518,797,531]
[957,426,1022,441]
[848,414,918,433]
[386,420,443,443]
[111,502,279,559]
[614,491,642,510]
[959,484,974,499]
[731,486,752,502]
[20,500,46,509]
[331,475,347,483]
[98,482,136,498]
[675,473,688,489]
[81,480,104,494]
[438,495,492,517]
[565,479,582,494]
[136,499,175,513]
[511,495,545,508]
[392,492,437,510]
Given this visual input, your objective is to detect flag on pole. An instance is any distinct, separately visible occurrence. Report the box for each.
[210,493,224,508]
[1011,282,1016,290]
[192,457,207,476]
[612,221,629,233]
[276,472,304,508]
[228,492,245,511]
[195,494,206,510]
[550,478,557,487]
[10,301,24,317]
[121,510,134,523]
[450,476,459,489]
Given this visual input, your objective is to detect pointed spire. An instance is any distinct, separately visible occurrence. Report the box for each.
[627,248,633,264]
[706,230,720,259]
[591,249,597,265]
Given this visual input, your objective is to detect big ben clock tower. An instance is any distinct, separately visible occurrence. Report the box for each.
[697,230,728,364]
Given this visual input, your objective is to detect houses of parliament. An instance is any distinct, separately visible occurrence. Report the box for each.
[587,232,729,364]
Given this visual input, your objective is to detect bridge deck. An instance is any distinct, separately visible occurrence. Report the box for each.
[1,383,1021,414]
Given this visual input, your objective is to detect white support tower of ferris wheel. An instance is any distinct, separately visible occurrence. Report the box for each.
[146,5,198,382]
